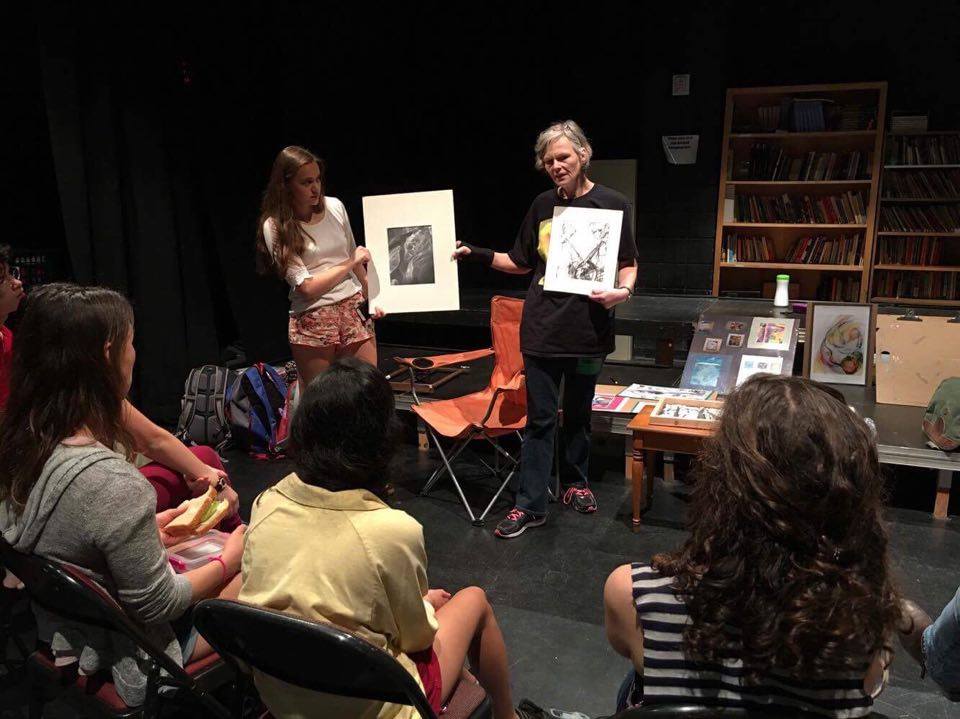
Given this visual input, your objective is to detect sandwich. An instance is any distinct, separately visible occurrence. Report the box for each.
[164,486,230,538]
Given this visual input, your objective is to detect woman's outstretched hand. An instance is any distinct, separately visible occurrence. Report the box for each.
[452,241,471,261]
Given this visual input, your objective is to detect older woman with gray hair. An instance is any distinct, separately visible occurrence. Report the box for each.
[454,120,638,539]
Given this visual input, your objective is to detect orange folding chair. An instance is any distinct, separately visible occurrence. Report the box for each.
[395,296,526,524]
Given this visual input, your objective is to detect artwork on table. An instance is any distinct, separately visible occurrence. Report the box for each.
[543,205,623,295]
[698,320,715,332]
[703,337,723,352]
[387,225,435,285]
[736,354,784,386]
[361,190,459,314]
[684,354,730,391]
[726,321,746,332]
[726,333,745,348]
[618,384,713,401]
[592,394,627,411]
[805,302,875,386]
[747,317,795,351]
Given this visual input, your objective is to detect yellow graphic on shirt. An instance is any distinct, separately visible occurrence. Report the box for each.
[537,219,551,285]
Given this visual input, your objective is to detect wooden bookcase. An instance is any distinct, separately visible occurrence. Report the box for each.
[712,82,887,302]
[869,130,960,308]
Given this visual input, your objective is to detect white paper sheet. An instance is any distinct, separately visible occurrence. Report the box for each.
[736,355,784,386]
[543,206,623,295]
[361,190,459,314]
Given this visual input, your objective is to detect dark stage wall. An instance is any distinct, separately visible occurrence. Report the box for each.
[7,1,960,420]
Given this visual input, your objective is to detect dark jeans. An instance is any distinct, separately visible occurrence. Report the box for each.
[515,354,602,517]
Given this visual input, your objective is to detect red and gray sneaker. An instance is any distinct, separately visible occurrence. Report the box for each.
[495,507,546,538]
[562,486,597,513]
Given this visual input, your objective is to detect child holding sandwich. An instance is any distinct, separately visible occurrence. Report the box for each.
[0,283,246,708]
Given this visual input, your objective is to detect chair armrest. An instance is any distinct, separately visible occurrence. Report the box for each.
[393,348,494,371]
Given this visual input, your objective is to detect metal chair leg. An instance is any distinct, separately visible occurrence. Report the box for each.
[421,434,472,495]
[426,433,478,523]
[478,468,517,522]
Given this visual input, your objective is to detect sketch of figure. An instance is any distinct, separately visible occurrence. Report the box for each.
[558,220,610,282]
[387,225,435,285]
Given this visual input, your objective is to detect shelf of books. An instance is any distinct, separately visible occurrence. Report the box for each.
[870,131,960,307]
[712,82,887,302]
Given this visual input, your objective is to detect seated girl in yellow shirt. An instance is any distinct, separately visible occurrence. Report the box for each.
[240,358,535,719]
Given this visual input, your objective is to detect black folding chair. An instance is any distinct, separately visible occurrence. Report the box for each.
[194,598,492,719]
[0,538,232,719]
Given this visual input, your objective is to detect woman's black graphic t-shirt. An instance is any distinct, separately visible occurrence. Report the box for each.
[508,184,637,357]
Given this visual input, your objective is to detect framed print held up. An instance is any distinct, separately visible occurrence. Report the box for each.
[543,206,623,295]
[361,190,460,315]
[804,302,876,386]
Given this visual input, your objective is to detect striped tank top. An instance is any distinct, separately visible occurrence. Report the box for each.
[628,563,878,718]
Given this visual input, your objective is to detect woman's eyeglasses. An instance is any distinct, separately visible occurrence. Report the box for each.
[4,266,19,282]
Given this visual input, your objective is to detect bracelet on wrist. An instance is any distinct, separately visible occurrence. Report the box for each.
[616,285,634,297]
[210,555,228,584]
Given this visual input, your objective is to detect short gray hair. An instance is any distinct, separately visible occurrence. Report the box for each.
[534,120,593,170]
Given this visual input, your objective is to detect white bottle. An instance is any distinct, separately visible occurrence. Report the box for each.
[773,273,790,308]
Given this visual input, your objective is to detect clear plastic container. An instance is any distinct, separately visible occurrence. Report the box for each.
[167,530,229,572]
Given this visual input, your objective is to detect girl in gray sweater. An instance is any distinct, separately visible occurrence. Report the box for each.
[0,283,246,707]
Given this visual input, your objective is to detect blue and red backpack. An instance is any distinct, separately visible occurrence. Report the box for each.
[226,363,289,459]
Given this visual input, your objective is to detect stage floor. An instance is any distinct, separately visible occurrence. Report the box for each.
[4,439,960,718]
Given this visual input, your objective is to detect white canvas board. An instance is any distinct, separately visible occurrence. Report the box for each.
[543,206,623,295]
[809,304,870,385]
[746,317,795,351]
[736,355,784,386]
[361,190,459,314]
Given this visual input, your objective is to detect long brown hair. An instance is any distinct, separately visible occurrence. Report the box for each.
[0,283,135,513]
[254,145,326,279]
[653,374,901,682]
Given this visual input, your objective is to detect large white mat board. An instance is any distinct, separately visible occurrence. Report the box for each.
[361,190,460,314]
[544,206,623,295]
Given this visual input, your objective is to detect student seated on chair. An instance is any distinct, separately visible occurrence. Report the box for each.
[240,358,536,719]
[603,375,906,717]
[0,245,241,531]
[0,283,247,707]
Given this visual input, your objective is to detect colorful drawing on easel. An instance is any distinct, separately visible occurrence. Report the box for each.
[747,317,795,351]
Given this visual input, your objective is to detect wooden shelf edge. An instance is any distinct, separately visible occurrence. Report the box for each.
[880,197,960,203]
[871,296,960,306]
[727,180,872,186]
[877,231,960,237]
[883,164,960,170]
[723,223,867,229]
[874,265,960,272]
[730,130,877,139]
[720,262,862,271]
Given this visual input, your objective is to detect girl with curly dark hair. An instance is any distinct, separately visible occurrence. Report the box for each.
[604,374,904,716]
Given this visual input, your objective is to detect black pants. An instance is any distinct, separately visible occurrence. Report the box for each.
[515,354,602,517]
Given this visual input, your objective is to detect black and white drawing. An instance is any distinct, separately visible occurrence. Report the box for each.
[544,206,623,295]
[558,221,610,282]
[387,225,435,286]
[361,189,459,314]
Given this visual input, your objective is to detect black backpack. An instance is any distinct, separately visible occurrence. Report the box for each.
[175,365,236,449]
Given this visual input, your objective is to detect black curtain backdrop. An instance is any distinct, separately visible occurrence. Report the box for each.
[39,14,227,421]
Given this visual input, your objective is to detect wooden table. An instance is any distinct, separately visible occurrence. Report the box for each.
[627,405,714,527]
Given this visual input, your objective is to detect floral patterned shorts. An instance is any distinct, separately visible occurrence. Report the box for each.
[288,292,375,349]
